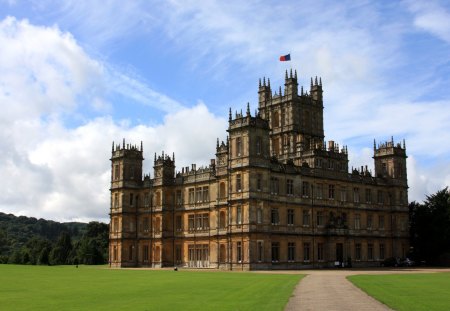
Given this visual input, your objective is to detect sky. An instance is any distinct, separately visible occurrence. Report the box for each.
[0,0,449,222]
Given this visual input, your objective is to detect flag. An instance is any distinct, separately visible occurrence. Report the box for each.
[279,54,291,61]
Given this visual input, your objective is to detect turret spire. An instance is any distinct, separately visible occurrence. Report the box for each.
[246,102,250,116]
[229,107,232,121]
[285,69,288,80]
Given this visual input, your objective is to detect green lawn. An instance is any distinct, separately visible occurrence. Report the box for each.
[348,273,450,311]
[0,265,302,311]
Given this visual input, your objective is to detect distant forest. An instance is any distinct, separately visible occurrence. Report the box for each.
[0,212,108,265]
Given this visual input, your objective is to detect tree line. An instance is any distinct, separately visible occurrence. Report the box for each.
[409,187,450,265]
[0,212,108,265]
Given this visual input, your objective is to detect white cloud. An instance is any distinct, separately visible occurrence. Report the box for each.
[406,0,450,44]
[0,17,226,221]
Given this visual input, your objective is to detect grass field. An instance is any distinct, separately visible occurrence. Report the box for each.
[0,265,302,311]
[348,273,450,311]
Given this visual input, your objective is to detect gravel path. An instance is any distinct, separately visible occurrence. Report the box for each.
[283,268,450,311]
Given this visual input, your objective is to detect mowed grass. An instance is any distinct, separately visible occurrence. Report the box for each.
[0,265,302,311]
[348,273,450,311]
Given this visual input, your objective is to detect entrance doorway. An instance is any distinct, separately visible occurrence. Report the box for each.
[336,243,343,263]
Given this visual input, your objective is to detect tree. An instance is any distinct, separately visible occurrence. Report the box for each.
[49,232,73,265]
[409,187,450,264]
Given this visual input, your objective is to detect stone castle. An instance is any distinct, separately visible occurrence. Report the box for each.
[109,69,409,269]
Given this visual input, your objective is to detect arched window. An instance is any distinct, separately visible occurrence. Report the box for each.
[219,211,226,229]
[219,182,226,199]
[272,111,279,128]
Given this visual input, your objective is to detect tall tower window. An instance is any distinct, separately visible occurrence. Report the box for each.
[236,174,242,192]
[256,136,262,155]
[236,137,242,156]
[236,206,242,224]
[114,164,120,180]
[272,111,279,128]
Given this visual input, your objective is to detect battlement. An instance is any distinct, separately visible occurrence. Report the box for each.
[111,139,143,160]
[228,103,269,131]
[154,151,175,166]
[374,137,407,158]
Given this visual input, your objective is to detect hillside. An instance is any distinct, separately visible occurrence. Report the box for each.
[0,212,108,265]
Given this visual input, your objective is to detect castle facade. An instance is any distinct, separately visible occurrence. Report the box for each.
[109,70,409,269]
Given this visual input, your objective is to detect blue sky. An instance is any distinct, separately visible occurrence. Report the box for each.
[0,0,449,221]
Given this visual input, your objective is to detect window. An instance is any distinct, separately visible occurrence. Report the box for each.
[368,243,374,260]
[382,162,387,174]
[379,215,385,229]
[113,218,119,233]
[219,211,226,229]
[287,209,294,226]
[271,208,279,225]
[188,188,195,204]
[196,188,202,203]
[377,190,384,204]
[188,214,195,232]
[302,181,310,197]
[315,158,322,168]
[354,214,361,230]
[317,243,324,261]
[143,217,149,232]
[219,182,226,199]
[236,174,242,192]
[365,189,372,203]
[303,210,310,226]
[154,218,160,234]
[129,193,134,206]
[176,215,182,231]
[256,174,262,191]
[379,244,385,260]
[270,177,279,194]
[114,193,119,208]
[236,137,242,156]
[271,242,279,262]
[237,242,242,262]
[113,164,120,180]
[113,246,118,261]
[143,245,149,261]
[316,211,324,226]
[128,245,133,261]
[256,136,262,155]
[328,184,335,200]
[367,214,373,230]
[176,190,182,205]
[399,191,404,204]
[257,241,264,262]
[353,188,360,203]
[144,193,150,207]
[355,243,361,261]
[236,206,242,225]
[316,184,323,199]
[287,179,294,195]
[257,208,263,224]
[340,187,347,202]
[272,111,279,128]
[303,243,310,261]
[202,186,209,203]
[288,242,295,262]
[155,192,162,206]
[175,245,182,263]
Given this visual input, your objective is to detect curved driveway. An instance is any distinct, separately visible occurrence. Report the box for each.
[284,268,450,311]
